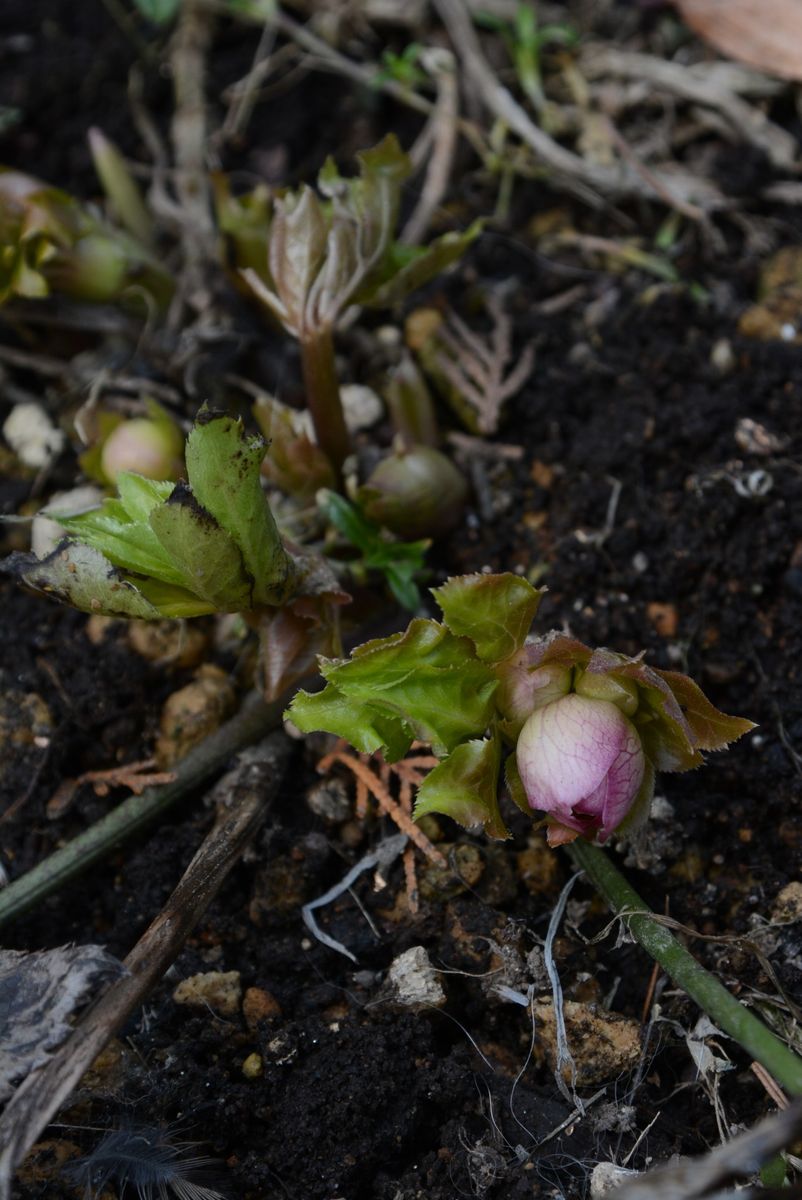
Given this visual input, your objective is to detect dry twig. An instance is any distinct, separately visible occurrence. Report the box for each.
[317,742,445,912]
[432,0,723,213]
[402,48,460,245]
[434,293,535,435]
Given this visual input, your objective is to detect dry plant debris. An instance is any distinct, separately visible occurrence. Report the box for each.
[675,0,802,81]
[432,293,535,435]
[317,740,446,913]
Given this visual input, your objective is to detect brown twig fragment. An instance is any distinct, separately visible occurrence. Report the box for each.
[46,760,178,820]
[402,48,460,245]
[751,1060,790,1110]
[317,742,446,873]
[434,293,535,435]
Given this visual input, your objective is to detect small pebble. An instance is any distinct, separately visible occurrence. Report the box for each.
[172,970,242,1017]
[241,1053,263,1079]
[384,946,445,1009]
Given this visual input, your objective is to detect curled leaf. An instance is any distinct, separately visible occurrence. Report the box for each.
[415,735,507,839]
[433,572,543,662]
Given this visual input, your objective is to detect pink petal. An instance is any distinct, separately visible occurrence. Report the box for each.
[517,694,645,838]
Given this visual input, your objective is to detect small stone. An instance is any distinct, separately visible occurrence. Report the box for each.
[242,986,282,1029]
[533,998,641,1085]
[710,338,735,373]
[516,833,562,897]
[419,843,484,901]
[590,1162,640,1197]
[340,384,383,432]
[383,946,445,1010]
[172,970,242,1018]
[306,777,352,823]
[241,1053,263,1079]
[128,620,208,669]
[772,881,802,923]
[3,402,65,469]
[156,665,235,767]
[647,601,679,638]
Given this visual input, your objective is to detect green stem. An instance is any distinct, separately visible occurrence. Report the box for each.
[0,689,286,930]
[299,326,352,481]
[567,839,802,1095]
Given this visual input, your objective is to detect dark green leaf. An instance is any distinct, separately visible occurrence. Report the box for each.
[131,0,181,24]
[415,735,508,839]
[288,684,415,761]
[185,411,295,606]
[433,572,543,662]
[319,618,498,755]
[149,485,253,611]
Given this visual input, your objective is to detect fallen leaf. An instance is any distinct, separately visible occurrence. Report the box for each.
[676,0,802,80]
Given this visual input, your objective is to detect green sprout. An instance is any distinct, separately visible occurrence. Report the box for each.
[373,45,427,90]
[476,3,577,112]
[5,411,296,620]
[218,134,481,478]
[318,490,429,612]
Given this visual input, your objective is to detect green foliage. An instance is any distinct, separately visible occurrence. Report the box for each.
[132,0,181,22]
[232,133,482,338]
[373,45,427,89]
[0,169,173,308]
[318,490,429,612]
[289,572,754,841]
[5,412,296,618]
[291,617,498,760]
[432,573,543,662]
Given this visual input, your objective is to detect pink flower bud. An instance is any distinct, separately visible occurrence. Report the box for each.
[516,693,645,843]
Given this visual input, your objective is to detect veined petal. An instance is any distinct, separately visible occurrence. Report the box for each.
[517,694,645,840]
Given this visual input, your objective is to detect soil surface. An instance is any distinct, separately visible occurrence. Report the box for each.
[2,3,802,1199]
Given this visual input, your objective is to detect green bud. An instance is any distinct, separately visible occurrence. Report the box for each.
[100,416,184,484]
[358,444,467,540]
[575,668,639,715]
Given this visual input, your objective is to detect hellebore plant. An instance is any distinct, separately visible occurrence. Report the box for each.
[4,410,346,698]
[0,169,173,309]
[288,573,754,845]
[287,576,802,1096]
[217,134,481,476]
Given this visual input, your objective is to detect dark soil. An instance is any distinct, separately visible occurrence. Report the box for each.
[2,4,802,1199]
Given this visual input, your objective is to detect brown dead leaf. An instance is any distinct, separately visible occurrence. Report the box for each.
[676,0,802,80]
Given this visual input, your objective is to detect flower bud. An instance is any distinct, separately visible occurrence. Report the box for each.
[574,668,639,715]
[496,658,572,729]
[358,444,467,540]
[516,693,645,843]
[100,417,183,484]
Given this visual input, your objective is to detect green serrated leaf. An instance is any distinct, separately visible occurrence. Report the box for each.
[185,411,295,606]
[148,484,253,611]
[415,735,508,839]
[51,499,190,588]
[320,618,498,755]
[384,561,422,611]
[319,490,427,612]
[288,684,414,761]
[433,572,543,662]
[115,472,175,522]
